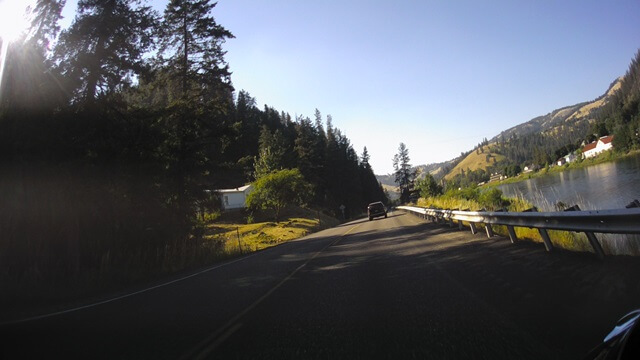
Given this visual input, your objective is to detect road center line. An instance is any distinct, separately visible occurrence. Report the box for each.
[0,253,265,326]
[184,223,360,360]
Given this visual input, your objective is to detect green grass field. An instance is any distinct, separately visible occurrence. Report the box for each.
[202,207,340,256]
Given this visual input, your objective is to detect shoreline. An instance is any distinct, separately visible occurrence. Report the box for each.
[485,149,640,188]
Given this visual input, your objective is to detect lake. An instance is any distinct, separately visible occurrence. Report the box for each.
[497,153,640,211]
[497,153,640,255]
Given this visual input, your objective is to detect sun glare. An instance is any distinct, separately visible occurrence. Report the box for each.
[0,0,36,96]
[0,0,34,43]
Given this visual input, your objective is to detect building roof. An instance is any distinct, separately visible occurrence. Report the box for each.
[216,184,253,193]
[599,135,614,144]
[582,141,597,152]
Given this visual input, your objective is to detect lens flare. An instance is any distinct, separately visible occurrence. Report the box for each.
[0,0,32,43]
[0,0,35,96]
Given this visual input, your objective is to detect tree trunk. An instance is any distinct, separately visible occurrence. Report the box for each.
[182,12,188,98]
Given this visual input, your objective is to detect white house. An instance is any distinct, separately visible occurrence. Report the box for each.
[565,152,578,163]
[582,135,614,159]
[216,184,253,210]
[556,152,578,166]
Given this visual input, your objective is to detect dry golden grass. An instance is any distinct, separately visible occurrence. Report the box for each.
[417,196,591,253]
[444,144,506,180]
[381,183,399,193]
[203,208,340,255]
[566,78,622,122]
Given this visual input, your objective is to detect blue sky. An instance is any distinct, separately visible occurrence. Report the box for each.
[61,0,640,174]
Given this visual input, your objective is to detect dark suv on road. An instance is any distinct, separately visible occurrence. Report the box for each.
[367,202,387,221]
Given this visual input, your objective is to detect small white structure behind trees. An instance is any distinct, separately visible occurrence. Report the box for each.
[216,185,253,210]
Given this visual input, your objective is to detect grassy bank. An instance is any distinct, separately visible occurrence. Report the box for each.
[201,207,340,256]
[415,193,593,254]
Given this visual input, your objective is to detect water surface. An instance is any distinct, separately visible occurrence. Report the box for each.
[498,154,640,211]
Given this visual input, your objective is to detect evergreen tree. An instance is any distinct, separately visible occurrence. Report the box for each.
[415,173,442,198]
[613,123,633,152]
[160,0,234,99]
[393,142,415,203]
[28,0,66,52]
[294,115,323,192]
[359,146,387,207]
[225,90,261,176]
[361,147,370,166]
[55,0,158,102]
[254,126,288,178]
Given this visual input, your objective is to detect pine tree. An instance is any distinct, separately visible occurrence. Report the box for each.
[361,146,370,166]
[254,127,288,178]
[359,146,388,207]
[393,142,415,203]
[294,115,323,188]
[28,0,66,52]
[160,0,234,100]
[55,0,158,102]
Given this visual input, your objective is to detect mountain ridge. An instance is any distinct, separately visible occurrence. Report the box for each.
[376,76,623,184]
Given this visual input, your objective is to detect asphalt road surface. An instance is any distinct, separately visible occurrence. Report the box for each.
[2,210,640,359]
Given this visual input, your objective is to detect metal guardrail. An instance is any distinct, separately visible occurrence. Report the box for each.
[397,205,640,258]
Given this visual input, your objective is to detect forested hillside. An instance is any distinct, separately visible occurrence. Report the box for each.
[489,77,624,168]
[596,50,640,152]
[0,0,385,289]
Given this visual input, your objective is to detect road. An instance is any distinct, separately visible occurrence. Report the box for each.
[2,210,640,359]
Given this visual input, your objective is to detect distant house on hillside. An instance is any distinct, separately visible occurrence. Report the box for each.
[489,172,505,182]
[523,164,538,173]
[582,135,614,159]
[556,152,578,166]
[215,184,253,210]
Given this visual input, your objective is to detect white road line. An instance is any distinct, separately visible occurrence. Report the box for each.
[184,224,361,360]
[0,251,264,326]
[1,225,357,328]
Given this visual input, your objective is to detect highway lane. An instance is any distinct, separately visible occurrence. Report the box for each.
[2,210,640,359]
[196,212,553,359]
[0,220,360,359]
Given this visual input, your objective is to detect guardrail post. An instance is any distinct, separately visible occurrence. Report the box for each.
[626,199,640,208]
[469,222,477,234]
[524,207,553,251]
[485,224,494,238]
[585,232,605,259]
[458,220,464,231]
[538,229,554,252]
[564,205,605,259]
[507,225,518,243]
[448,218,454,228]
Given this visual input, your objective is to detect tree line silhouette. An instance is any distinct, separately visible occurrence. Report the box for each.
[0,0,386,298]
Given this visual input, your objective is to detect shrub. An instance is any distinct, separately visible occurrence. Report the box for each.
[478,188,509,210]
[246,168,312,222]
